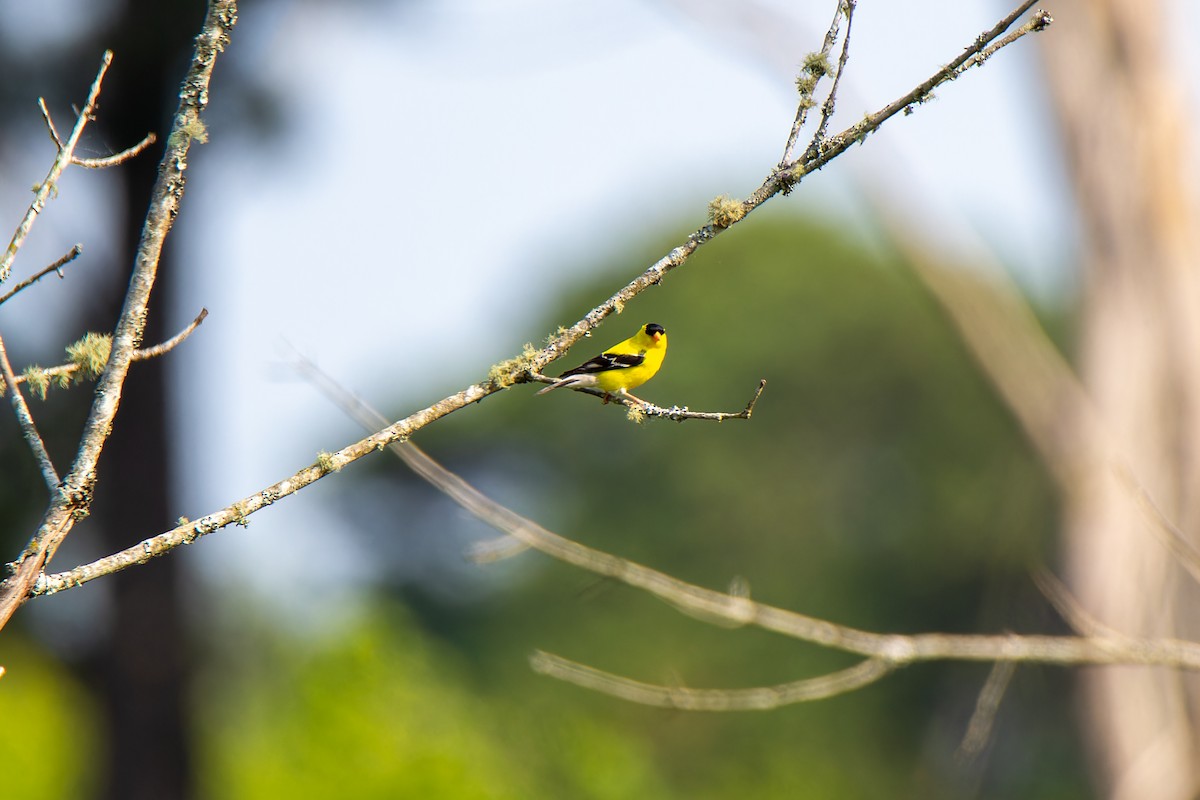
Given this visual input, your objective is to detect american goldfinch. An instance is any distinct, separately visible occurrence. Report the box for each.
[536,323,667,404]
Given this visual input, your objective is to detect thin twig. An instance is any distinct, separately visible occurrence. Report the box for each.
[0,334,60,490]
[641,379,767,422]
[807,0,856,155]
[527,374,766,422]
[779,0,847,165]
[531,652,895,711]
[1,52,112,285]
[0,244,82,307]
[72,132,158,169]
[956,660,1017,764]
[133,308,209,359]
[1032,568,1129,642]
[37,98,62,148]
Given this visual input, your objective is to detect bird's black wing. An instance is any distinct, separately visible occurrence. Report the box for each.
[560,350,644,377]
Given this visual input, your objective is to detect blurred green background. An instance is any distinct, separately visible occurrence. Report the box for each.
[1,213,1087,798]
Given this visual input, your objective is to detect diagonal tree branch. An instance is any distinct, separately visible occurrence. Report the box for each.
[71,131,158,169]
[0,244,83,307]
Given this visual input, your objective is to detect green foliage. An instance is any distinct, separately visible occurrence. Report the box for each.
[0,637,99,799]
[196,603,672,799]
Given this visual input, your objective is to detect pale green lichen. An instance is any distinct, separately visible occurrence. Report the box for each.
[487,342,540,388]
[707,195,746,229]
[22,366,49,399]
[66,332,112,380]
[802,51,832,78]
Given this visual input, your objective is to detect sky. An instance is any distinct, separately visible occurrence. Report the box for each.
[5,0,1196,623]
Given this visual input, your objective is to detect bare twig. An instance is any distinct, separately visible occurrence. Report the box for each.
[640,379,767,422]
[37,98,62,148]
[779,0,849,165]
[0,334,59,490]
[72,132,158,169]
[531,651,895,711]
[0,244,82,307]
[1,52,112,285]
[527,373,767,422]
[133,308,209,359]
[0,1,239,631]
[807,0,856,154]
[1032,568,1129,643]
[956,660,1017,764]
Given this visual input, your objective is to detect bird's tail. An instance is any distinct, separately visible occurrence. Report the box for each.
[535,376,581,396]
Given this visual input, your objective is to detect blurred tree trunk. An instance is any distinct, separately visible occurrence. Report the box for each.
[1041,2,1200,798]
[83,3,200,798]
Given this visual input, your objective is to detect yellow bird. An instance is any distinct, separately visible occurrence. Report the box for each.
[536,323,667,405]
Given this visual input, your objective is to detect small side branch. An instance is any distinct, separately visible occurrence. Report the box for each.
[531,652,895,711]
[641,379,767,422]
[780,0,849,165]
[956,660,1017,763]
[37,98,62,147]
[1,52,113,285]
[72,132,157,169]
[0,334,59,490]
[807,0,857,155]
[133,308,209,359]
[527,375,766,422]
[0,244,82,307]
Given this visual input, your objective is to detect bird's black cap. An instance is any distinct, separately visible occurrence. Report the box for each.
[645,323,665,336]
